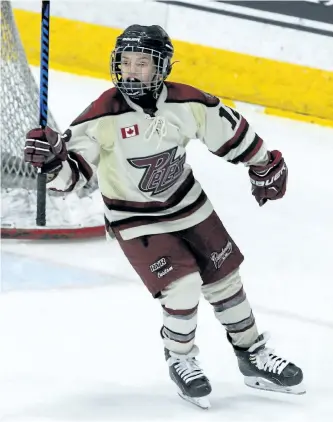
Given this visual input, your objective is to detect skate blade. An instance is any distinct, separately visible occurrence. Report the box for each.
[177,391,211,409]
[244,376,306,395]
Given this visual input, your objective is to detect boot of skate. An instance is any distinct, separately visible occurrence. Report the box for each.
[230,332,305,395]
[165,345,212,408]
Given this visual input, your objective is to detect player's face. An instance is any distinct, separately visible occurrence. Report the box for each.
[120,52,156,85]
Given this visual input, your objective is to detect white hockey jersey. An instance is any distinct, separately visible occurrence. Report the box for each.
[48,82,269,240]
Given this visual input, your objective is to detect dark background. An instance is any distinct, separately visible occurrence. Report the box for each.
[219,1,333,25]
[157,1,333,36]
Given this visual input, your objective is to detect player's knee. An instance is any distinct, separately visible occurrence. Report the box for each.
[159,272,202,310]
[202,268,243,304]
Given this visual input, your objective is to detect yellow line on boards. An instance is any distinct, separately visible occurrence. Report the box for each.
[14,9,333,125]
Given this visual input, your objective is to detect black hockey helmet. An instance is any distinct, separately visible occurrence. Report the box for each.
[110,25,174,97]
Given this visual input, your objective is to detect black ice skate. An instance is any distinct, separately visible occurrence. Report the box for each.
[165,346,212,409]
[231,332,306,395]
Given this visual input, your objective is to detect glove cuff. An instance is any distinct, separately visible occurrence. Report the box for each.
[41,157,63,174]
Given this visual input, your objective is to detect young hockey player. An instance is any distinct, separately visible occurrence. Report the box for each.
[24,24,305,408]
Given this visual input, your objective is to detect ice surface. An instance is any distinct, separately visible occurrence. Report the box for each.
[1,68,333,421]
[1,187,105,229]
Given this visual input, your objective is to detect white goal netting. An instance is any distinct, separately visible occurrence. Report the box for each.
[1,1,105,239]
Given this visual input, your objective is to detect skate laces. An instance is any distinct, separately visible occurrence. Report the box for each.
[249,332,289,375]
[168,348,205,384]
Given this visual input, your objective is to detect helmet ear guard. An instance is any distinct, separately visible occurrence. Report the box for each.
[163,57,172,78]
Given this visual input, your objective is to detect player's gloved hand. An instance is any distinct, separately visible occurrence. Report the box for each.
[24,126,69,173]
[248,150,288,206]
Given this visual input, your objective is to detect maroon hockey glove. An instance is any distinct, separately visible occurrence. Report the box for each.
[249,150,288,206]
[24,127,69,173]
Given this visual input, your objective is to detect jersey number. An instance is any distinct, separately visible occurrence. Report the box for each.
[219,106,240,130]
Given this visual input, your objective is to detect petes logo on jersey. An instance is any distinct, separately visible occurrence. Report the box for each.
[128,147,186,195]
[121,124,139,139]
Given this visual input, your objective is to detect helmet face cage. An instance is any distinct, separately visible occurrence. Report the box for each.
[110,45,170,97]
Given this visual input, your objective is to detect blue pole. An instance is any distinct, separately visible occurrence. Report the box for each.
[36,1,50,226]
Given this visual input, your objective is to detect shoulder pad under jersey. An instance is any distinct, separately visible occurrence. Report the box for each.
[164,82,219,107]
[70,87,134,126]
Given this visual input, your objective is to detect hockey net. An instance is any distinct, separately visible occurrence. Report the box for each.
[1,1,105,239]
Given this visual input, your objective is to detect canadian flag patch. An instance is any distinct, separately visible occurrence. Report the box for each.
[121,124,139,139]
